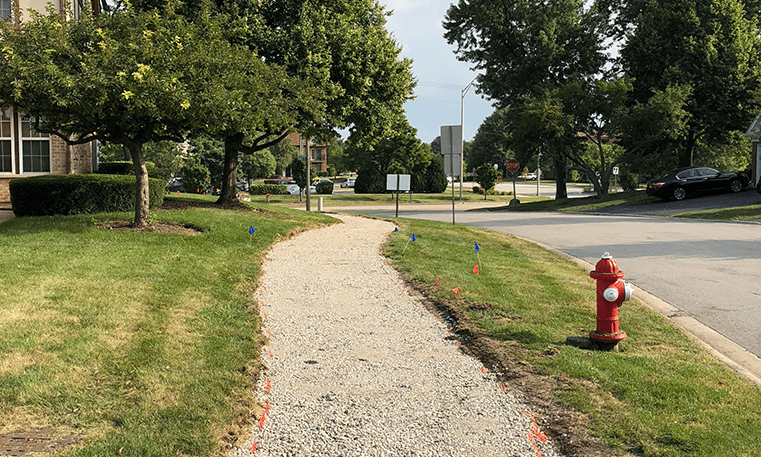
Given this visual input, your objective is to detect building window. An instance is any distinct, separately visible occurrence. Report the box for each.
[0,108,13,173]
[0,0,11,21]
[21,116,50,173]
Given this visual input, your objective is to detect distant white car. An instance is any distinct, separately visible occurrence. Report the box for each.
[340,178,356,188]
[523,173,537,180]
[286,184,301,195]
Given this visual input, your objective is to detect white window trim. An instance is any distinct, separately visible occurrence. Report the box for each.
[18,114,52,175]
[0,107,16,176]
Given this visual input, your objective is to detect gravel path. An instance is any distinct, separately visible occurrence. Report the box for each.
[232,215,561,457]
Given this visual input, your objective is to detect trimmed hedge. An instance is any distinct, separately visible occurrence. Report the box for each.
[248,184,289,195]
[315,181,333,194]
[98,161,134,175]
[10,174,166,217]
[97,161,165,180]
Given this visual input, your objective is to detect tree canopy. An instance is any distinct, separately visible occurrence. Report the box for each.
[614,0,761,167]
[444,0,761,196]
[0,5,276,224]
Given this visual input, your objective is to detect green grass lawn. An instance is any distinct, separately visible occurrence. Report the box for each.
[0,196,334,456]
[674,204,761,221]
[247,188,548,207]
[3,191,760,456]
[383,218,761,456]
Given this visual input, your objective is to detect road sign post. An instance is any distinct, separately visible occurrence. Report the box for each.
[387,174,411,218]
[506,159,520,206]
[441,125,463,225]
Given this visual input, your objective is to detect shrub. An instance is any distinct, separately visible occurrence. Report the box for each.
[425,156,449,193]
[182,157,210,193]
[10,174,165,217]
[248,184,288,195]
[619,172,640,192]
[97,161,167,181]
[472,185,482,194]
[354,169,386,194]
[315,181,333,194]
[97,161,134,175]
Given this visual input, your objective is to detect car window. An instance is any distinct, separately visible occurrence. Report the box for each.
[697,168,719,177]
[676,170,694,179]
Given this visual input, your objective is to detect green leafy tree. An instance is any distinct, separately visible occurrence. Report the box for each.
[142,0,415,203]
[241,149,277,180]
[269,138,298,176]
[474,163,499,200]
[290,159,317,200]
[424,155,448,193]
[326,137,351,176]
[607,0,761,167]
[469,109,512,172]
[350,121,429,194]
[444,0,606,199]
[0,5,274,226]
[181,156,210,193]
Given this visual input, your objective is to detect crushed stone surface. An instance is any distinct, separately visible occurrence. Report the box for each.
[232,214,562,457]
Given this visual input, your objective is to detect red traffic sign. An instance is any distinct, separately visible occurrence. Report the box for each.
[506,159,520,173]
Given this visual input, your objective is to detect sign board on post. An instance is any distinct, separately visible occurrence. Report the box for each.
[441,125,462,225]
[387,174,411,218]
[612,167,620,175]
[440,125,463,177]
[506,159,520,174]
[386,174,411,191]
[506,159,520,207]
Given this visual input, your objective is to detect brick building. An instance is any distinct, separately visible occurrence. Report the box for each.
[287,132,328,174]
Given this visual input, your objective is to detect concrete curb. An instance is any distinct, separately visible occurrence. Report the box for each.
[513,234,761,388]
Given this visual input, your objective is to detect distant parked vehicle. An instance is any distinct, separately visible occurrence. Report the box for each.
[523,173,537,180]
[646,167,748,201]
[286,184,301,195]
[340,178,356,188]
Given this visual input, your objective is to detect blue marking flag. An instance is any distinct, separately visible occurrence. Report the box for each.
[394,227,399,232]
[249,226,256,235]
[475,242,480,253]
[411,233,416,242]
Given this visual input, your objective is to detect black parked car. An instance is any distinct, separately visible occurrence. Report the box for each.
[646,167,748,201]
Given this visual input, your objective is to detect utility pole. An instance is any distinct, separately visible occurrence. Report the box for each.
[460,76,477,202]
[306,138,311,212]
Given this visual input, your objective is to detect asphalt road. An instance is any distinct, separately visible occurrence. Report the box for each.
[333,191,761,381]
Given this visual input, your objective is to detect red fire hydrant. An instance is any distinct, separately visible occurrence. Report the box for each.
[589,252,632,346]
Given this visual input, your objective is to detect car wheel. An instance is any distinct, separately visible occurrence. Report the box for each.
[672,186,686,201]
[729,178,743,193]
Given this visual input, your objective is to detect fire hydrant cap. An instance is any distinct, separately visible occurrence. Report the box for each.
[594,253,619,274]
[603,287,619,302]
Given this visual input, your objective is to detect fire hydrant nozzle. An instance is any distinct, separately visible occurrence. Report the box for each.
[589,252,632,345]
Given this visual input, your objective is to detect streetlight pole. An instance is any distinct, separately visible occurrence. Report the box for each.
[536,151,542,197]
[461,76,477,202]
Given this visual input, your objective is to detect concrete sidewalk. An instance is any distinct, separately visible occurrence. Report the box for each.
[0,209,13,223]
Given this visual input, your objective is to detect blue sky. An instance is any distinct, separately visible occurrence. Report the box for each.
[381,1,495,145]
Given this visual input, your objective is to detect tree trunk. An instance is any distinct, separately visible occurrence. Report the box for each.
[125,141,150,228]
[679,131,696,168]
[553,155,568,199]
[217,133,243,204]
